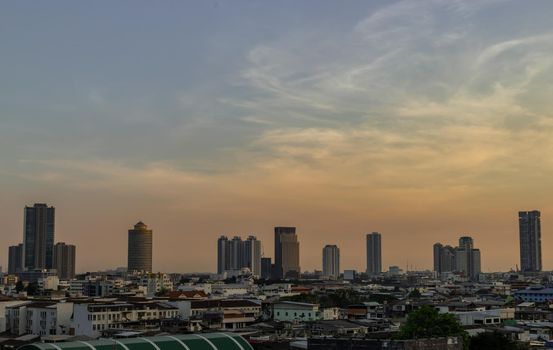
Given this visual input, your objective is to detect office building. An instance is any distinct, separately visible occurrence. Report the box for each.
[366,232,382,275]
[127,221,153,273]
[322,245,340,279]
[8,244,23,274]
[53,242,76,279]
[274,227,300,279]
[23,203,55,270]
[519,210,542,273]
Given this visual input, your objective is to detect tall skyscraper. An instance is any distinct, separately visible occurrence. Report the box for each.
[23,203,55,270]
[217,235,230,274]
[53,242,76,279]
[128,221,153,273]
[519,210,542,273]
[274,227,300,279]
[8,244,23,274]
[322,245,340,279]
[366,232,382,275]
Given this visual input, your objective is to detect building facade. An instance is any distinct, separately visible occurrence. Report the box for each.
[127,221,153,273]
[366,232,382,275]
[322,245,340,279]
[519,210,542,273]
[23,203,55,270]
[274,227,300,279]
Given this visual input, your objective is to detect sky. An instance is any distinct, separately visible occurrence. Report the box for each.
[1,0,553,273]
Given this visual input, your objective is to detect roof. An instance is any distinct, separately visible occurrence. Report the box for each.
[191,299,260,309]
[18,333,253,350]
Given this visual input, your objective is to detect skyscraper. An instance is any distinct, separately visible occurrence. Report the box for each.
[230,236,244,270]
[322,245,340,279]
[519,210,542,273]
[128,221,153,273]
[274,227,300,279]
[53,242,76,279]
[23,203,55,270]
[8,244,23,274]
[366,232,382,275]
[217,235,230,274]
[243,236,262,277]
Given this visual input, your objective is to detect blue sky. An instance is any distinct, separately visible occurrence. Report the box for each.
[2,1,553,272]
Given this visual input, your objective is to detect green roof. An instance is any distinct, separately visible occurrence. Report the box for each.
[18,334,253,350]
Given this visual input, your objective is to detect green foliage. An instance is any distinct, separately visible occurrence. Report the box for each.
[397,305,468,348]
[469,331,527,350]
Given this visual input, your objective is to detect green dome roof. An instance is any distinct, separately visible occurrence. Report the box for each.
[18,334,253,350]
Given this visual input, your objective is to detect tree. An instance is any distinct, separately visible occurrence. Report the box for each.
[397,305,468,348]
[469,331,527,350]
[408,288,422,299]
[15,280,24,293]
[25,282,39,296]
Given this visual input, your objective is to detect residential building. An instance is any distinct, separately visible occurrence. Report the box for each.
[322,245,340,279]
[53,242,76,279]
[519,210,542,273]
[217,235,262,277]
[273,301,320,322]
[261,257,272,280]
[8,244,23,274]
[366,232,382,275]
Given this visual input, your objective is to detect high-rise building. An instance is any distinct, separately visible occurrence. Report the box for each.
[274,227,300,279]
[434,237,480,280]
[23,203,55,270]
[366,232,382,275]
[322,245,340,279]
[519,210,542,273]
[217,235,262,277]
[261,257,272,280]
[230,236,243,270]
[243,236,262,277]
[434,243,458,274]
[53,242,76,279]
[8,244,23,274]
[217,235,230,275]
[128,221,153,273]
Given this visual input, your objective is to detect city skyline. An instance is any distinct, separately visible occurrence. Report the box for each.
[2,1,553,273]
[1,203,549,274]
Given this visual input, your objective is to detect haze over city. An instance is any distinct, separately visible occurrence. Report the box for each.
[2,0,553,274]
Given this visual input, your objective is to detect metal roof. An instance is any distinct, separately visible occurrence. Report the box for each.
[18,334,253,350]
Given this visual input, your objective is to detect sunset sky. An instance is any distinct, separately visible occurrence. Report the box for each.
[2,0,553,273]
